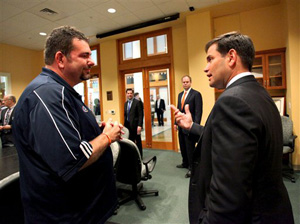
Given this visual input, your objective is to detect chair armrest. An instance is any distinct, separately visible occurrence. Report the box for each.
[141,156,157,180]
[288,135,297,150]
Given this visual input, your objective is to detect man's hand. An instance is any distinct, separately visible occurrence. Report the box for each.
[173,124,178,131]
[170,104,193,130]
[137,126,142,135]
[102,118,124,142]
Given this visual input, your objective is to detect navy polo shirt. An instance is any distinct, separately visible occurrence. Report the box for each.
[13,68,117,223]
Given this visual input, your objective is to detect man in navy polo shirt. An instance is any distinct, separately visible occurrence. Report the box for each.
[13,26,123,223]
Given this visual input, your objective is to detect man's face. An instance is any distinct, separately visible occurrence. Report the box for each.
[2,96,11,107]
[63,38,95,86]
[182,77,191,91]
[126,90,133,100]
[204,43,230,89]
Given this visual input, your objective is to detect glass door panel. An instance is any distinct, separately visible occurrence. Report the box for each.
[148,68,172,149]
[124,71,145,141]
[87,77,101,124]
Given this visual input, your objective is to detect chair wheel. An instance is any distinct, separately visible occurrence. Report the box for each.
[292,179,296,183]
[155,192,159,196]
[141,205,146,210]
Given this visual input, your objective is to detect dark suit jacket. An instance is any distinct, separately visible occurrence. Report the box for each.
[177,88,203,135]
[124,98,143,131]
[188,76,294,224]
[155,99,166,113]
[0,107,15,133]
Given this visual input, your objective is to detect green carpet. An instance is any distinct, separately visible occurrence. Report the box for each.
[107,149,299,224]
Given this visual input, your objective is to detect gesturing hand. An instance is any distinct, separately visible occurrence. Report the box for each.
[170,104,193,130]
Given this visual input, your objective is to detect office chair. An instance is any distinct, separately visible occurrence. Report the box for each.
[121,126,130,139]
[281,116,297,183]
[115,138,159,210]
[110,141,120,168]
[0,172,24,223]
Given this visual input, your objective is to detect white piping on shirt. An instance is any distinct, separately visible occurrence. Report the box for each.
[34,90,77,160]
[61,87,81,140]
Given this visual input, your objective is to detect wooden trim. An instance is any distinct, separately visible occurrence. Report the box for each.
[255,47,286,55]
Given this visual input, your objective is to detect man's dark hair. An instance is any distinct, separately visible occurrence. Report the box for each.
[205,31,255,71]
[44,26,89,65]
[134,92,139,97]
[126,88,134,93]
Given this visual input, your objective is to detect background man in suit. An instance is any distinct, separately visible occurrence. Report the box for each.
[134,92,144,157]
[0,94,16,147]
[150,95,156,126]
[171,32,294,223]
[124,88,143,157]
[174,75,202,178]
[155,94,166,126]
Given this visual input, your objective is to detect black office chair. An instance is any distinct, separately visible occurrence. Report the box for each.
[281,116,297,183]
[0,172,24,223]
[115,138,158,210]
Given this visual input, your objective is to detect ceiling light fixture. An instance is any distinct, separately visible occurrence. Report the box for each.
[39,32,47,36]
[108,8,116,13]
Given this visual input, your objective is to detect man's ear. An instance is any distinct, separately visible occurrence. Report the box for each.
[55,51,65,69]
[227,49,237,67]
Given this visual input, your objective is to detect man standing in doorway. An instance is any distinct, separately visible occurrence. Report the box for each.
[155,94,166,126]
[124,88,143,156]
[0,94,17,147]
[150,95,156,126]
[174,75,202,178]
[13,26,123,223]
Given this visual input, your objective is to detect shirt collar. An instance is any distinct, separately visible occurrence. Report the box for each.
[226,72,252,88]
[42,67,81,99]
[184,87,191,94]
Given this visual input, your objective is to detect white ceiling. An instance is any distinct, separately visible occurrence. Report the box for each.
[0,0,233,50]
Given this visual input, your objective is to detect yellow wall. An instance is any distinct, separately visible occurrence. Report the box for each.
[214,4,286,50]
[186,11,215,125]
[0,44,44,99]
[172,24,189,105]
[100,40,120,122]
[284,0,300,166]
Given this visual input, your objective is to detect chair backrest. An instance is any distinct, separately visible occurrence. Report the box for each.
[115,138,142,185]
[281,116,293,145]
[121,126,130,139]
[110,141,120,167]
[0,172,24,223]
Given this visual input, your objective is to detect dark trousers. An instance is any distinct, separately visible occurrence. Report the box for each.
[156,111,164,126]
[178,129,196,169]
[1,132,14,147]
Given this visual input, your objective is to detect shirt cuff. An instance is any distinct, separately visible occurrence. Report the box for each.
[79,141,93,159]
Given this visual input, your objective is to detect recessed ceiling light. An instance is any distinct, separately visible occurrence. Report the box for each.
[108,8,116,13]
[39,32,47,36]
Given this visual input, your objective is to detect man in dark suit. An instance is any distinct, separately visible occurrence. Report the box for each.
[124,88,143,156]
[0,94,16,147]
[174,75,202,178]
[155,94,166,126]
[134,92,144,157]
[171,32,294,223]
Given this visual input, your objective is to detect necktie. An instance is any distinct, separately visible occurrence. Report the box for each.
[181,91,187,110]
[127,101,131,121]
[4,108,11,125]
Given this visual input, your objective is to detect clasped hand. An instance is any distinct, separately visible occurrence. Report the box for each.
[101,118,124,142]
